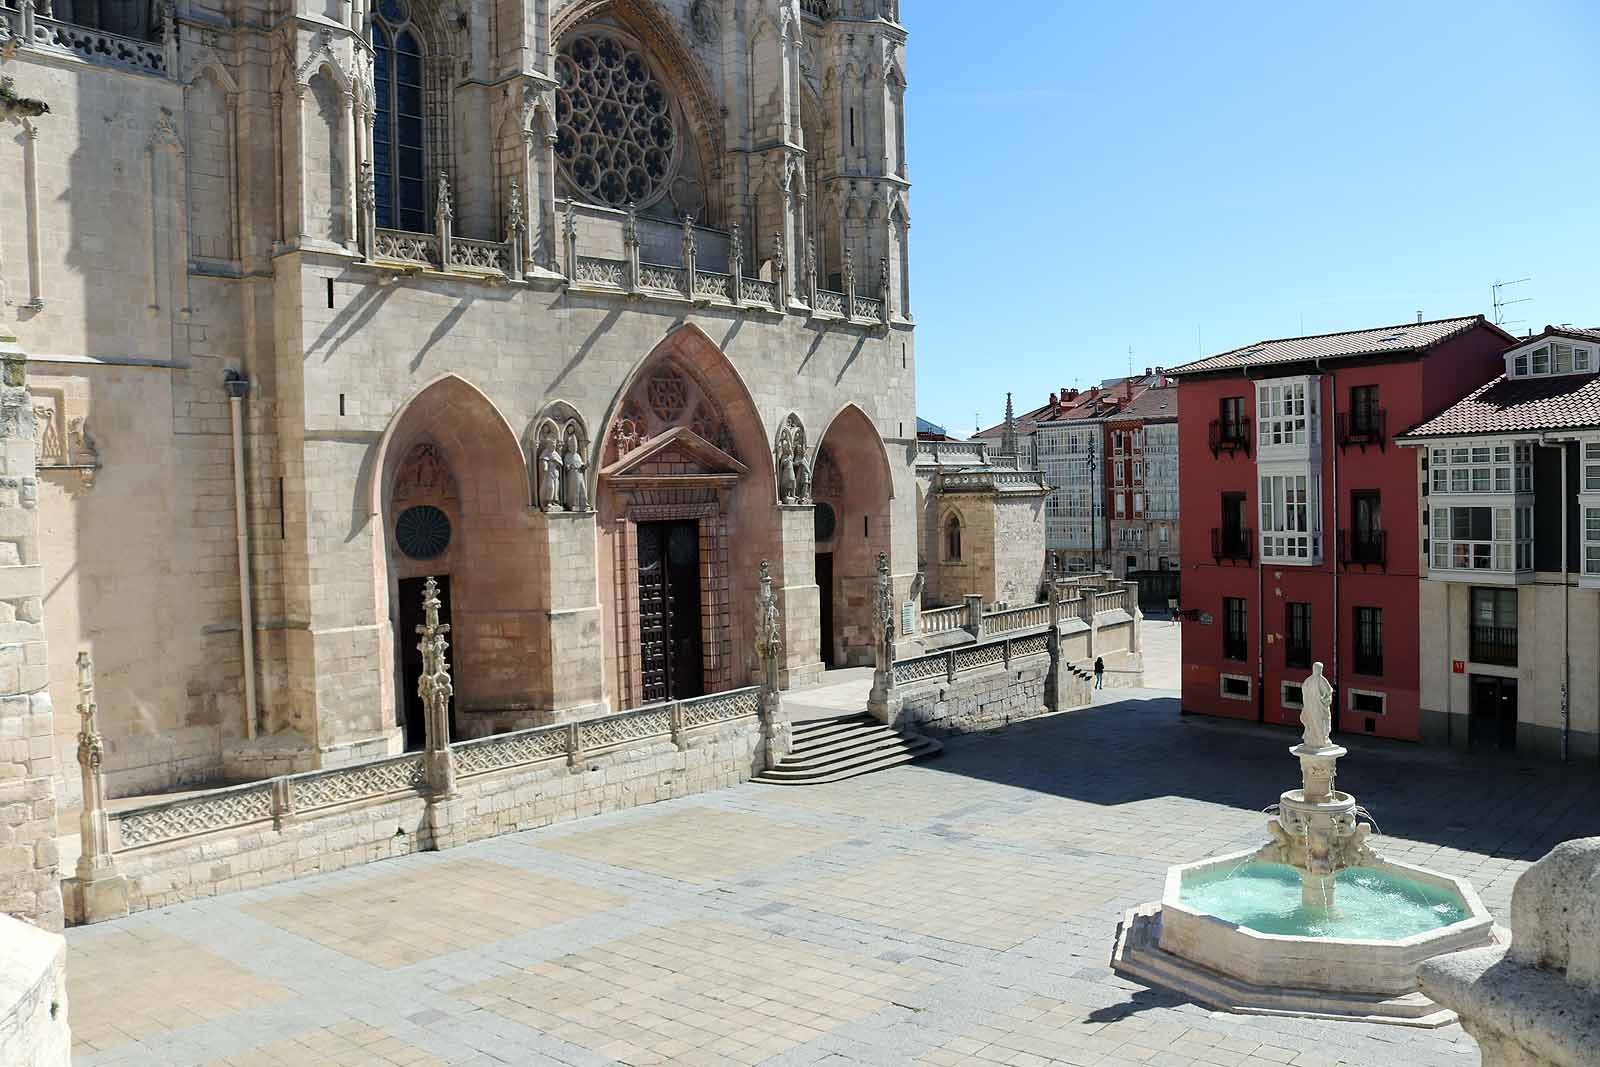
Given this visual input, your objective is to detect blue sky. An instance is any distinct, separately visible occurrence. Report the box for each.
[906,1,1600,436]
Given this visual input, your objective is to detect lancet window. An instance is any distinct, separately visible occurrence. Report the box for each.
[370,0,428,232]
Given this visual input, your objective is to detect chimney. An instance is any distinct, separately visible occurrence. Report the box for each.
[1049,392,1057,407]
[1067,388,1078,401]
[1144,366,1153,377]
[1123,378,1133,399]
[1089,386,1099,398]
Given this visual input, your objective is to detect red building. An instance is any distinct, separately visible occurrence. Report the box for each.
[1166,317,1513,741]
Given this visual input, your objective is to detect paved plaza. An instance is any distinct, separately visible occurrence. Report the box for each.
[64,675,1600,1067]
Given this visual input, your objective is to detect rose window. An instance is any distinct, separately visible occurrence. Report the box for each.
[555,33,679,209]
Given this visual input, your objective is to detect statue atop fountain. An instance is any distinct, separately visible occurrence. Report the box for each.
[1257,661,1376,907]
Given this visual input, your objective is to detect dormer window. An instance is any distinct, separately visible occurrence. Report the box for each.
[1511,339,1593,379]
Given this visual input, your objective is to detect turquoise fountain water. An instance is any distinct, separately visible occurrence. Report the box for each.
[1180,861,1469,940]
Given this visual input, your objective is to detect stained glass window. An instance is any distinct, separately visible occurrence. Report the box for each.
[371,4,427,231]
[555,33,678,208]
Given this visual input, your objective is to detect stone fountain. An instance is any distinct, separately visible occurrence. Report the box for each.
[1111,662,1501,1026]
[1255,662,1377,908]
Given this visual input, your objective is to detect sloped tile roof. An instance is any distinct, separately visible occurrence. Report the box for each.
[1400,373,1600,439]
[1110,386,1178,421]
[1166,316,1487,377]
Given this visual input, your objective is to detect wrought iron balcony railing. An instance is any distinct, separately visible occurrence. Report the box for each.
[1211,527,1254,563]
[1339,528,1387,569]
[1470,624,1518,667]
[1336,410,1387,451]
[1209,420,1251,458]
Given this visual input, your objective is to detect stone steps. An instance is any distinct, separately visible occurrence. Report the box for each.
[753,713,941,785]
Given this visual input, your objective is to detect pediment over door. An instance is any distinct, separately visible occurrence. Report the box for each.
[601,425,750,490]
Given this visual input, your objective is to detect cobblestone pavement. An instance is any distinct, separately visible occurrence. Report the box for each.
[66,690,1600,1067]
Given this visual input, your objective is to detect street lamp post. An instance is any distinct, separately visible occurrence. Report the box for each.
[1085,442,1098,575]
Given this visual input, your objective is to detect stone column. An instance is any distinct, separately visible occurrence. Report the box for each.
[964,593,984,640]
[0,332,62,930]
[537,510,604,721]
[755,561,791,767]
[62,653,127,925]
[776,505,822,689]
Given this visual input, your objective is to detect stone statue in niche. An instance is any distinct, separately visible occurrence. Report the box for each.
[560,426,589,512]
[794,448,812,504]
[777,436,797,504]
[538,427,561,512]
[775,414,809,505]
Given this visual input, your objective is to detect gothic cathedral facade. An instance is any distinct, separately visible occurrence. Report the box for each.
[0,0,914,806]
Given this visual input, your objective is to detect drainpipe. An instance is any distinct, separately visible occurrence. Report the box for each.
[1318,359,1340,735]
[225,371,258,741]
[1538,432,1571,762]
[1245,366,1265,723]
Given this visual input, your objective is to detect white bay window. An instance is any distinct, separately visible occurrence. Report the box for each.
[1260,471,1320,562]
[1431,504,1531,574]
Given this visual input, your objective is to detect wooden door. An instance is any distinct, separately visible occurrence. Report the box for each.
[638,521,704,702]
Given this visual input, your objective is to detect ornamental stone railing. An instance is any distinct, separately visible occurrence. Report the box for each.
[920,604,966,634]
[937,469,1051,493]
[101,687,761,855]
[373,228,439,269]
[2,6,172,78]
[916,440,992,467]
[574,255,626,287]
[891,630,1052,687]
[984,602,1050,634]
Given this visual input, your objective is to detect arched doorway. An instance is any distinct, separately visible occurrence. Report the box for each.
[596,326,777,709]
[813,405,894,668]
[374,376,541,748]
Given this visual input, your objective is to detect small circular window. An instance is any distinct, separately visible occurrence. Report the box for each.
[396,505,451,560]
[813,501,837,543]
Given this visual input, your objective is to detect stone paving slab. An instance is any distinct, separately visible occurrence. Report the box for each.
[64,687,1600,1066]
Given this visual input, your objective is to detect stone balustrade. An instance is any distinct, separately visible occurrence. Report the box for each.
[65,685,764,922]
[0,5,172,78]
[936,469,1051,493]
[920,604,966,634]
[100,687,760,856]
[916,439,992,467]
[891,631,1051,687]
[985,602,1050,634]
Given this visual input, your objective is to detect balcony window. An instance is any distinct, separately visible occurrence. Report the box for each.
[1429,442,1530,495]
[1114,460,1125,486]
[1586,443,1600,491]
[1133,461,1144,485]
[1133,492,1145,516]
[1224,598,1248,662]
[1470,587,1517,666]
[1586,508,1600,576]
[1431,504,1532,572]
[1257,379,1316,447]
[1115,494,1125,518]
[1533,347,1550,374]
[1221,397,1246,440]
[1260,472,1318,562]
[1353,606,1383,676]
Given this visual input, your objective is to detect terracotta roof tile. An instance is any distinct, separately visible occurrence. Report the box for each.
[1166,316,1487,377]
[1401,373,1600,439]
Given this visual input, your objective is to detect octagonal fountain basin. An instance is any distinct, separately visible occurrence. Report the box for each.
[1112,848,1503,1027]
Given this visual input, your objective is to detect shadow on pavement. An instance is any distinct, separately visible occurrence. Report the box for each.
[913,693,1600,861]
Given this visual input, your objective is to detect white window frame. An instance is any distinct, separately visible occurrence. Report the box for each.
[1506,339,1595,379]
[1220,673,1252,702]
[1115,494,1126,518]
[1133,492,1145,516]
[1428,440,1532,495]
[1256,376,1319,451]
[1259,468,1320,563]
[1347,688,1387,717]
[1114,459,1126,486]
[1431,502,1532,574]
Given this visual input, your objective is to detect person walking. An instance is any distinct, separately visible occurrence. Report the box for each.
[1094,655,1105,690]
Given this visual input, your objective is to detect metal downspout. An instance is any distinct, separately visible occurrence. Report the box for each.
[1539,431,1572,762]
[1318,358,1340,735]
[225,371,258,741]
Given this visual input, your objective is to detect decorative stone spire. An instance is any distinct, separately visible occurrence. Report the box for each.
[416,577,457,798]
[1001,392,1019,457]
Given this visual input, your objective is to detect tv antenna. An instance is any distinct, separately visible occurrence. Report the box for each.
[1492,277,1531,329]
